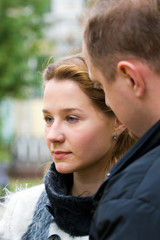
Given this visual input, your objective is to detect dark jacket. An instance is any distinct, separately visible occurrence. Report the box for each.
[90,120,160,240]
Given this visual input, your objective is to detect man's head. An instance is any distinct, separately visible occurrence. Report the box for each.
[84,0,160,80]
[83,0,160,137]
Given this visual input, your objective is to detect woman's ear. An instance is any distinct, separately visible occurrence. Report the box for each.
[113,118,126,137]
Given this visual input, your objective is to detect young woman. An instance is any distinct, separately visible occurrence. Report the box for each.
[0,54,137,240]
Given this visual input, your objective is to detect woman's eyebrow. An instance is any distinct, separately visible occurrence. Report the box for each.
[63,108,84,113]
[42,109,50,113]
[42,108,84,114]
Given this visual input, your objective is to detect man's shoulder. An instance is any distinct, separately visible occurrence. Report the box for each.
[101,145,160,205]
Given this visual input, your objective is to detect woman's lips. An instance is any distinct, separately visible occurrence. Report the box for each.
[53,151,71,159]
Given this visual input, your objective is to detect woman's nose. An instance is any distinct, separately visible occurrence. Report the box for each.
[46,123,65,143]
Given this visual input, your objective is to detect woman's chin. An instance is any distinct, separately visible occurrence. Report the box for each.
[55,163,74,174]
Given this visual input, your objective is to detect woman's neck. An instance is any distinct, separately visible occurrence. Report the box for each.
[71,168,107,197]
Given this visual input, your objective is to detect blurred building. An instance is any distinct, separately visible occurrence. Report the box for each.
[1,98,51,178]
[44,0,86,59]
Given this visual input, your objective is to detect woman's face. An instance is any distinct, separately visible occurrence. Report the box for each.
[43,78,116,174]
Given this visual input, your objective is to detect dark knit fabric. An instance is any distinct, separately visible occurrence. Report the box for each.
[45,163,95,237]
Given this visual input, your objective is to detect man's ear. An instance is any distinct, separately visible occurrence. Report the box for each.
[113,118,126,136]
[117,61,145,98]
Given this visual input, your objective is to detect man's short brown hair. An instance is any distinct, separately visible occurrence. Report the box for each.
[84,0,160,80]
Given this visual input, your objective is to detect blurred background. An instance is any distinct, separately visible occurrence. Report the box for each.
[0,0,95,210]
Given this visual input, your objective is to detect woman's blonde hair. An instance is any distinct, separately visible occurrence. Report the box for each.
[43,54,138,172]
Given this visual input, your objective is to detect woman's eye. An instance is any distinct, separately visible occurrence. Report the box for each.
[44,116,54,124]
[66,115,79,123]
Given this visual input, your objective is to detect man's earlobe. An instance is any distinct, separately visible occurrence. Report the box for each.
[117,61,145,98]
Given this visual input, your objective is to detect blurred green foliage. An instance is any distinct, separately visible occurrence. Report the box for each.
[0,0,53,161]
[0,147,11,162]
[0,0,52,99]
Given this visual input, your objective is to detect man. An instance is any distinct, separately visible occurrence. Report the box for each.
[83,0,160,239]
